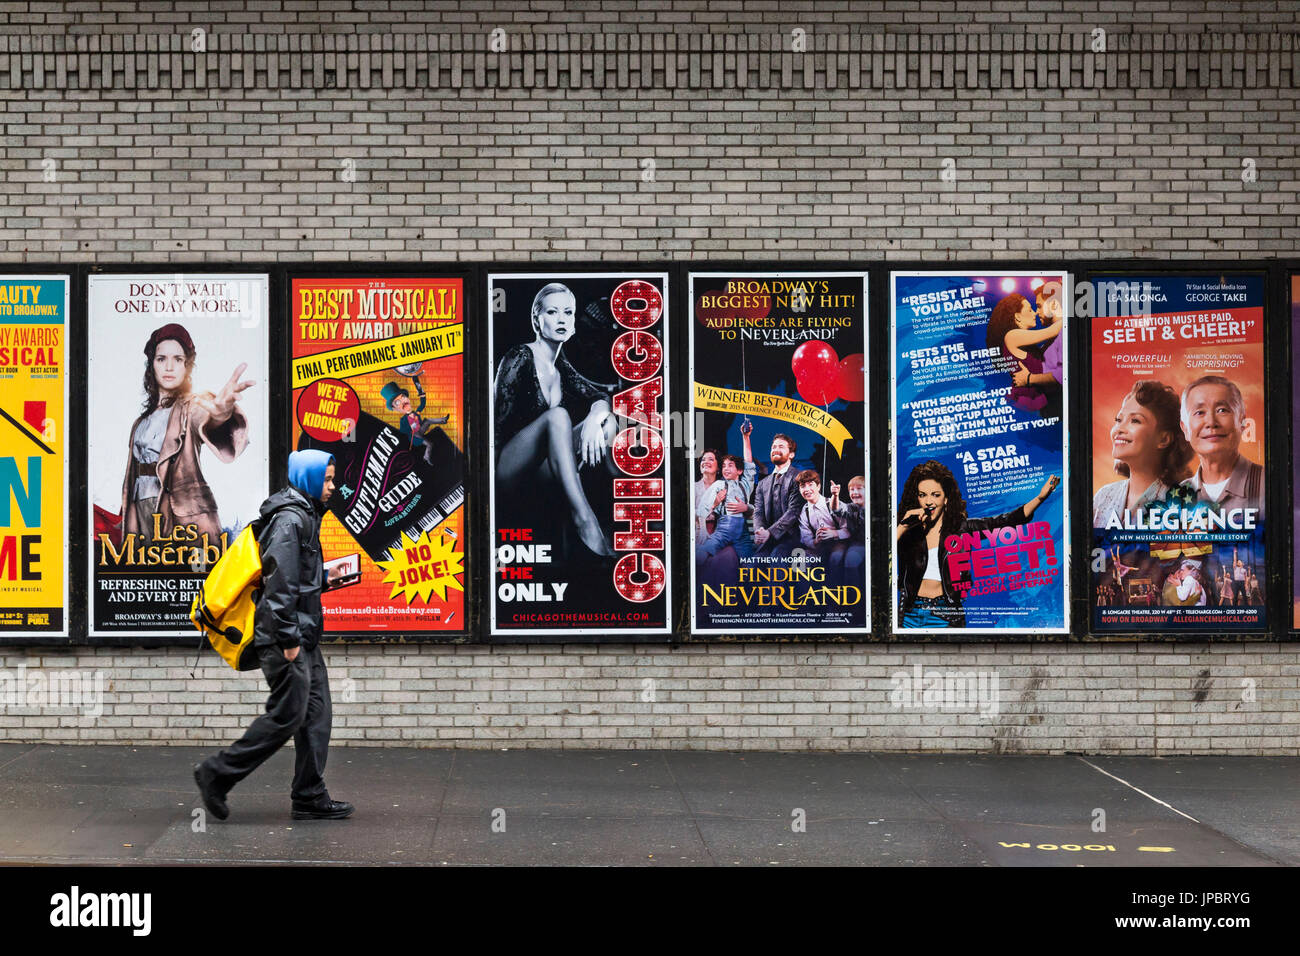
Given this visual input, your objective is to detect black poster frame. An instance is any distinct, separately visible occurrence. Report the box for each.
[0,258,1291,647]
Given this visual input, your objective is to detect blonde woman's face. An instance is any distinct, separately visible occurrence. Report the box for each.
[153,339,187,392]
[535,292,576,343]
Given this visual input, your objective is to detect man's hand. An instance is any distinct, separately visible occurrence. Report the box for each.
[754,528,770,547]
[725,499,748,515]
[284,646,300,662]
[814,526,837,543]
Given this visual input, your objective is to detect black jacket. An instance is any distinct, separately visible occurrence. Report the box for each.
[253,486,326,651]
[897,505,1028,613]
[493,344,613,453]
[753,467,802,545]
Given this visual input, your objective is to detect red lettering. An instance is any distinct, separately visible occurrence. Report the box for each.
[0,536,16,580]
[611,426,664,476]
[613,503,664,551]
[612,551,666,603]
[611,330,662,382]
[609,280,663,330]
[612,377,663,430]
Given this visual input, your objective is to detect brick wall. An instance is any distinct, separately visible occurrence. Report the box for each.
[0,1,1297,752]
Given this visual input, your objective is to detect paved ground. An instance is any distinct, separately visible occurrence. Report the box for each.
[0,744,1294,865]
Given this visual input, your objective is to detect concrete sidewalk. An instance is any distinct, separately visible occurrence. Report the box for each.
[0,744,1294,866]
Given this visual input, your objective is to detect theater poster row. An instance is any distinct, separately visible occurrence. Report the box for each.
[891,272,1070,635]
[1,268,1292,641]
[0,275,68,635]
[1090,274,1267,632]
[690,272,869,634]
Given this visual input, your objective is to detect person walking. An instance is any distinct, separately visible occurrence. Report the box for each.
[193,449,353,821]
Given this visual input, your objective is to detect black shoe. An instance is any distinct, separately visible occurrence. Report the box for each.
[193,763,229,821]
[291,798,354,820]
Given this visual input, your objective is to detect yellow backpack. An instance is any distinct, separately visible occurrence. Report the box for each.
[190,522,264,671]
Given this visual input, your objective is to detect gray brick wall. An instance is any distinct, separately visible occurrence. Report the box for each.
[0,642,1294,753]
[0,2,1297,752]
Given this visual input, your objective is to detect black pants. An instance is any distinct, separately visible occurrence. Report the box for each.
[204,642,332,804]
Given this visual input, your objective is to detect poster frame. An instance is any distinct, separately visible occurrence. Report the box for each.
[285,265,478,643]
[0,272,70,638]
[84,269,272,639]
[889,269,1072,637]
[1080,264,1277,641]
[686,269,872,638]
[485,267,674,640]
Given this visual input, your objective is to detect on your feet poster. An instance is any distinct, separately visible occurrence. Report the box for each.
[891,271,1069,636]
[487,272,670,638]
[689,272,869,635]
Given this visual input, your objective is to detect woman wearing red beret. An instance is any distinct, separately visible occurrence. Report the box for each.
[117,323,255,546]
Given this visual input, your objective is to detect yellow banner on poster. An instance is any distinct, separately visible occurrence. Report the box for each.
[0,276,67,634]
[292,324,464,388]
[693,382,853,454]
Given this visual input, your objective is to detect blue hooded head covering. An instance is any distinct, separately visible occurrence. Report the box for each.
[288,450,335,503]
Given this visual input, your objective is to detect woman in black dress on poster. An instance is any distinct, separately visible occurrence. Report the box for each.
[493,283,617,557]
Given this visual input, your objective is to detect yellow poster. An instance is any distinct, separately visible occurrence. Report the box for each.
[0,275,67,634]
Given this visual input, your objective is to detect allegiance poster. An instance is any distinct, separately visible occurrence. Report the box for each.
[488,273,670,637]
[1090,274,1267,632]
[291,276,466,634]
[689,272,869,634]
[0,275,67,635]
[88,274,269,636]
[891,272,1069,635]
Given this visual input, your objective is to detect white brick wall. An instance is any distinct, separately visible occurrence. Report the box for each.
[0,3,1297,752]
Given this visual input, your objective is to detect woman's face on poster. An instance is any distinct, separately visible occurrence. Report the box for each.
[916,478,946,518]
[534,291,576,344]
[153,339,188,393]
[1110,393,1166,467]
[1014,298,1037,330]
[699,451,718,479]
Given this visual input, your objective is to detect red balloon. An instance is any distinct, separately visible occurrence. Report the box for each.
[836,353,866,402]
[797,370,839,407]
[791,340,839,381]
